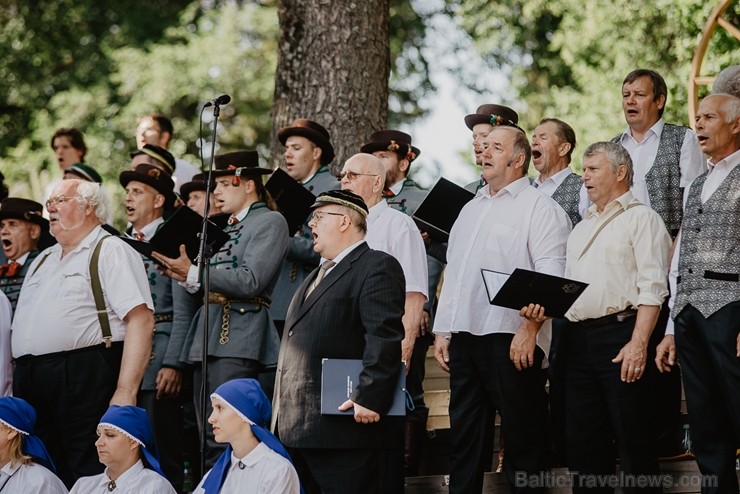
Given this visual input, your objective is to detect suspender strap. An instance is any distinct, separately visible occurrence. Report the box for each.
[579,203,641,260]
[30,253,52,277]
[90,235,113,348]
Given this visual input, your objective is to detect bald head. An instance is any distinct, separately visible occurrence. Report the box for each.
[339,153,385,208]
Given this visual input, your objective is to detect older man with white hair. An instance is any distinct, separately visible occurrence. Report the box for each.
[12,179,154,488]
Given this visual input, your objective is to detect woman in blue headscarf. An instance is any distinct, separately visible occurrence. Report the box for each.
[69,405,176,494]
[0,396,67,492]
[194,378,300,494]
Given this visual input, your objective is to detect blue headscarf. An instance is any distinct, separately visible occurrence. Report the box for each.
[97,405,165,477]
[0,397,56,472]
[202,378,297,494]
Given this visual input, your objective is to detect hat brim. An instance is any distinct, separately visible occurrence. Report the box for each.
[179,181,208,199]
[119,171,176,207]
[310,197,368,217]
[0,211,48,229]
[360,142,421,161]
[464,114,493,130]
[210,167,273,178]
[277,127,335,165]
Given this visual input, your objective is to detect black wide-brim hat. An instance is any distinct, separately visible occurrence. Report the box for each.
[120,164,177,208]
[360,129,420,161]
[212,151,272,178]
[0,198,48,229]
[277,119,335,165]
[464,104,520,130]
[130,144,176,175]
[179,173,211,200]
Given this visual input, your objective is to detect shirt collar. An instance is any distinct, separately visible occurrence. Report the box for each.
[367,199,388,222]
[10,251,31,265]
[321,239,364,268]
[481,175,531,199]
[586,190,634,218]
[1,461,22,477]
[132,217,165,241]
[100,460,145,489]
[301,165,328,185]
[707,148,740,173]
[388,179,405,196]
[621,118,664,143]
[534,167,573,187]
[229,442,270,470]
[233,201,266,223]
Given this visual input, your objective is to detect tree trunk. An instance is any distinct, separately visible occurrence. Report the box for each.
[271,0,391,173]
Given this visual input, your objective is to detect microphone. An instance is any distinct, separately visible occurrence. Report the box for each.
[204,94,231,108]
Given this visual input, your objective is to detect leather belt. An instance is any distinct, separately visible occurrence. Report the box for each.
[208,292,270,309]
[574,309,637,329]
[153,313,173,324]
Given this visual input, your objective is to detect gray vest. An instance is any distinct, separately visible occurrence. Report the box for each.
[385,178,426,216]
[550,171,583,227]
[140,254,175,390]
[0,250,39,313]
[673,167,740,319]
[612,124,687,237]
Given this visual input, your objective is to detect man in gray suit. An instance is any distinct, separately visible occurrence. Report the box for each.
[273,189,406,494]
[155,150,288,467]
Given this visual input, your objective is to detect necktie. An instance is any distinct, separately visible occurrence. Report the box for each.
[0,261,20,278]
[383,188,395,198]
[305,260,335,299]
[133,231,145,241]
[228,215,238,226]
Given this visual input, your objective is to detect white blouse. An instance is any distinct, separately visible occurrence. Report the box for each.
[70,460,176,494]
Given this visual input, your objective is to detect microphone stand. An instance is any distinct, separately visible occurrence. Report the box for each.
[196,101,222,477]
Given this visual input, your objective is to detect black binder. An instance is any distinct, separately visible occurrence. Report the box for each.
[122,206,230,262]
[265,168,316,234]
[321,358,406,417]
[412,177,474,243]
[480,268,589,319]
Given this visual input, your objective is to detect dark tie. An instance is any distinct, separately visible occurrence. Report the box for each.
[305,260,336,299]
[0,261,20,278]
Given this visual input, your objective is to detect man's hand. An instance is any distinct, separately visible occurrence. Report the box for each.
[152,245,191,282]
[420,311,430,336]
[655,334,676,373]
[434,334,450,373]
[155,368,182,399]
[338,399,380,424]
[519,303,549,324]
[612,337,648,383]
[510,320,539,371]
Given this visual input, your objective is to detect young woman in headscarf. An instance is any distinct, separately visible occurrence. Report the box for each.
[69,405,176,494]
[0,396,67,492]
[194,378,300,494]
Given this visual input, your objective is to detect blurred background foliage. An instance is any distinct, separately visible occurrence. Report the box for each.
[0,0,737,223]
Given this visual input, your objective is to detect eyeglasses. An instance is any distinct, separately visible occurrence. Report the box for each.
[45,195,78,209]
[337,171,378,182]
[310,211,345,223]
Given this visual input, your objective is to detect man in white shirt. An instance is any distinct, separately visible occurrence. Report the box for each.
[656,93,740,493]
[12,179,154,488]
[339,153,428,369]
[433,125,571,493]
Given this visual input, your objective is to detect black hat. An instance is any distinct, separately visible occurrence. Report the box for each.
[119,164,177,209]
[311,189,368,218]
[360,129,420,162]
[464,104,520,131]
[277,119,335,165]
[0,198,48,228]
[130,144,176,175]
[212,151,272,178]
[64,163,103,183]
[179,173,212,201]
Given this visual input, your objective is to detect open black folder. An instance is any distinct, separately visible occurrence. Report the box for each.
[265,168,316,234]
[122,206,230,263]
[481,268,588,319]
[321,359,406,417]
[412,177,474,243]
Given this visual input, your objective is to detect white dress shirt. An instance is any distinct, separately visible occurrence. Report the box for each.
[666,149,740,334]
[565,191,670,322]
[12,226,153,357]
[173,157,200,193]
[70,461,176,494]
[532,166,590,218]
[128,218,165,242]
[0,292,11,396]
[618,119,706,207]
[365,200,428,298]
[194,443,301,494]
[433,177,571,361]
[0,461,68,493]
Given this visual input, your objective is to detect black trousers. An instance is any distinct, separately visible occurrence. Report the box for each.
[193,356,262,469]
[565,319,661,494]
[674,303,740,494]
[289,447,397,494]
[138,389,184,490]
[448,332,549,494]
[13,343,123,489]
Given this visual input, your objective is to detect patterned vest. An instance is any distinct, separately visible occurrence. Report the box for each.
[0,250,40,313]
[550,171,583,227]
[612,124,687,237]
[672,166,740,319]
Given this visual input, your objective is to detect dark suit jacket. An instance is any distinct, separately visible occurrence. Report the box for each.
[272,241,405,449]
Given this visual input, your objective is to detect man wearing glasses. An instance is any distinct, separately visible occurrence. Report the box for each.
[273,189,406,493]
[12,179,154,488]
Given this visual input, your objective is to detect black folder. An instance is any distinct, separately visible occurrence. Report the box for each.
[265,168,316,234]
[321,358,406,417]
[122,206,230,263]
[480,268,589,319]
[412,177,474,243]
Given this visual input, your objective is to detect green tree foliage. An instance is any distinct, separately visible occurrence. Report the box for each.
[445,0,740,168]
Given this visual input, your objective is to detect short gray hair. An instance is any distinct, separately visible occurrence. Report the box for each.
[73,180,110,223]
[712,65,740,99]
[583,141,634,187]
